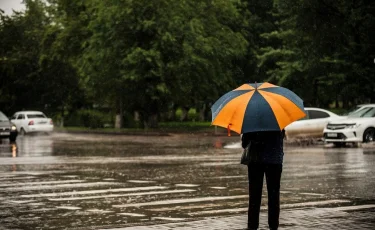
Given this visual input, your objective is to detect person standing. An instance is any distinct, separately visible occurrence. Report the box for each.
[241,130,285,230]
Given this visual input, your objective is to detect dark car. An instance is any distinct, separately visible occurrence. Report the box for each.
[0,111,17,142]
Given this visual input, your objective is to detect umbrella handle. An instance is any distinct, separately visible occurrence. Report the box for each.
[227,124,231,137]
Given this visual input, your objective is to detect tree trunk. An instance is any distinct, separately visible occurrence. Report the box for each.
[115,96,123,129]
[148,114,158,128]
[115,114,121,129]
[180,107,189,121]
[144,113,158,129]
[60,106,64,127]
[198,104,206,121]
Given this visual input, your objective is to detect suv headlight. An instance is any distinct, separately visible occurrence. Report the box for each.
[346,123,360,129]
[11,125,17,131]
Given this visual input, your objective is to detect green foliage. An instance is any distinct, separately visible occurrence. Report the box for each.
[1,0,374,126]
[175,108,183,121]
[187,108,199,122]
[65,109,111,128]
[259,0,375,107]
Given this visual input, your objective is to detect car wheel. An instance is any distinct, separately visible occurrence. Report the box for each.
[20,128,26,136]
[363,128,375,143]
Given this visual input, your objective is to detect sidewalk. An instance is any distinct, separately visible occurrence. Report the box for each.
[105,204,375,230]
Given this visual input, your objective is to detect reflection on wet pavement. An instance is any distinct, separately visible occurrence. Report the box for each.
[0,133,374,229]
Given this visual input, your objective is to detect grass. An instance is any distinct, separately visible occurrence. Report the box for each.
[54,121,227,134]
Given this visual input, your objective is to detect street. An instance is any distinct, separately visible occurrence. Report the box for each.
[0,133,375,229]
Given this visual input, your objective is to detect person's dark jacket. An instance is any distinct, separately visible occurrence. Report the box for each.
[241,130,285,165]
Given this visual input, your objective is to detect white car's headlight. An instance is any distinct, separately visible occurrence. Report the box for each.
[346,123,360,129]
[11,125,17,131]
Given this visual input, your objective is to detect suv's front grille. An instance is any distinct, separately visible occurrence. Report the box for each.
[0,127,10,131]
[326,124,346,130]
[324,133,347,139]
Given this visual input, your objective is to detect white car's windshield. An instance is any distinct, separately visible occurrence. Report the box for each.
[0,112,9,122]
[348,107,375,118]
[27,114,46,118]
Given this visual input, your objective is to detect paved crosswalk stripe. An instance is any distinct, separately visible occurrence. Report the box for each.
[113,195,248,208]
[87,209,114,213]
[128,180,155,183]
[118,213,146,217]
[0,176,36,181]
[326,204,375,212]
[0,180,85,187]
[56,206,81,210]
[151,217,186,221]
[48,189,196,201]
[188,199,351,216]
[21,186,167,198]
[4,182,121,191]
[175,184,200,187]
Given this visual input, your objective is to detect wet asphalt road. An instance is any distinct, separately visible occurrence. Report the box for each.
[0,133,375,229]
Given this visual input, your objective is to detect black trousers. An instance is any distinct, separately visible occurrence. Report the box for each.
[247,163,282,230]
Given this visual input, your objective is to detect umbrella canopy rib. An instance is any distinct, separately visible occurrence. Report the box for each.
[258,90,306,130]
[211,90,251,121]
[260,87,304,111]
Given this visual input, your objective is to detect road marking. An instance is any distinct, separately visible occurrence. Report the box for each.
[128,180,155,183]
[61,175,79,178]
[280,191,293,194]
[210,187,227,190]
[200,162,238,166]
[4,182,121,191]
[0,171,64,175]
[300,192,325,196]
[148,202,243,212]
[175,184,200,187]
[87,209,114,213]
[188,199,351,216]
[21,186,167,198]
[49,189,195,201]
[118,213,146,217]
[151,217,186,221]
[4,200,36,204]
[56,206,81,210]
[326,204,375,212]
[212,175,245,179]
[0,176,36,181]
[0,180,85,187]
[281,199,350,208]
[113,195,248,208]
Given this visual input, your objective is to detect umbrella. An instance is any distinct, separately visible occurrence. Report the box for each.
[211,82,306,135]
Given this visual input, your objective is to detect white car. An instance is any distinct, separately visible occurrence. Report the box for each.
[285,107,342,139]
[10,111,54,135]
[323,105,375,145]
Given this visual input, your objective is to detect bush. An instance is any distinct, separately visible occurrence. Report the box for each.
[174,108,199,121]
[65,109,111,128]
[187,108,198,121]
[175,108,183,121]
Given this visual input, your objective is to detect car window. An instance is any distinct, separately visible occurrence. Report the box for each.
[349,107,375,118]
[17,114,25,119]
[361,108,375,117]
[0,112,9,121]
[11,114,17,120]
[27,114,46,118]
[308,110,330,119]
[298,113,309,120]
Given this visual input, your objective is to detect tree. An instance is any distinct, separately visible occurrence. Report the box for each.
[258,0,375,107]
[81,0,247,127]
[0,0,48,114]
